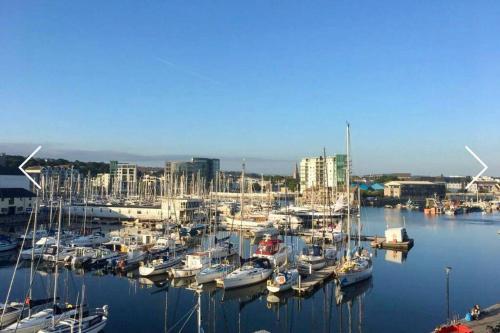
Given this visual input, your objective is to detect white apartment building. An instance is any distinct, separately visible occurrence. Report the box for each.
[114,163,137,197]
[299,155,347,193]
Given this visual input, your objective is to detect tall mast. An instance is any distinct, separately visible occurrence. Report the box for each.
[346,123,351,259]
[52,199,63,328]
[239,160,245,258]
[29,194,39,316]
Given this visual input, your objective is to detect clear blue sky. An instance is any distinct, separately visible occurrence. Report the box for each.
[1,1,499,175]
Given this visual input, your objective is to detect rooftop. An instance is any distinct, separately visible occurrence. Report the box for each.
[0,188,36,198]
[384,181,437,186]
[0,166,23,176]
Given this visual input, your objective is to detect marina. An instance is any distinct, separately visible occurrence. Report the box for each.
[0,208,498,332]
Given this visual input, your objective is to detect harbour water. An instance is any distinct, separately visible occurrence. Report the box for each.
[1,208,498,332]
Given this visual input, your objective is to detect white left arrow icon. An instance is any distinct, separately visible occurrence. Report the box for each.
[19,145,42,190]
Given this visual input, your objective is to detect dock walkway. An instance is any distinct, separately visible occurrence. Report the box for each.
[461,303,500,333]
[292,265,336,294]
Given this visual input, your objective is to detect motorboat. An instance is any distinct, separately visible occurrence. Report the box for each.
[170,252,211,278]
[0,237,16,252]
[218,257,273,289]
[139,255,183,277]
[114,245,147,272]
[195,263,234,285]
[266,268,299,293]
[38,306,108,333]
[70,232,109,248]
[250,225,279,238]
[65,247,94,267]
[267,212,303,230]
[296,244,326,273]
[252,234,291,267]
[42,245,75,263]
[1,303,78,333]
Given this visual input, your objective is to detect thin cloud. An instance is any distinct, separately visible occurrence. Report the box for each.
[156,57,222,85]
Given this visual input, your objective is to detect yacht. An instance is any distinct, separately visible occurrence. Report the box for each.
[297,244,327,272]
[70,232,109,248]
[114,245,147,272]
[170,252,211,278]
[139,255,183,277]
[250,224,279,238]
[252,234,291,267]
[0,237,16,252]
[42,245,75,263]
[218,257,273,289]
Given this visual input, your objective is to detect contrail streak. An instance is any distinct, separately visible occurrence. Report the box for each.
[156,57,221,85]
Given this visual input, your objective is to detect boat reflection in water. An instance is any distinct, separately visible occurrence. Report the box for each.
[335,277,373,333]
[384,249,409,264]
[222,281,267,304]
[138,275,169,289]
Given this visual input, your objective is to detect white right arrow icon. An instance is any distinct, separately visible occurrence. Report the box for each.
[465,145,488,190]
[18,145,42,190]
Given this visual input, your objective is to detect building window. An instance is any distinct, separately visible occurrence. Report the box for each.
[9,198,15,205]
[137,210,142,214]
[17,207,23,211]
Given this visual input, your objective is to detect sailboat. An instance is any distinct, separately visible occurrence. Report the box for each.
[335,123,373,288]
[38,306,108,333]
[219,257,273,289]
[3,201,78,333]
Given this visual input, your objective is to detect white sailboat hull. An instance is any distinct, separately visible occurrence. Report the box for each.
[139,258,182,277]
[222,269,272,289]
[337,264,373,287]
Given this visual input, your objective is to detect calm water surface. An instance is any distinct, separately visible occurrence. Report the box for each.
[1,208,499,333]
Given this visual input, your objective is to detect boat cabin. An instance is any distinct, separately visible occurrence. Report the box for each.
[255,238,282,255]
[384,227,410,243]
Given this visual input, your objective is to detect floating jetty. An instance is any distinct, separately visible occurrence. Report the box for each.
[460,303,500,333]
[292,265,336,294]
[433,304,500,333]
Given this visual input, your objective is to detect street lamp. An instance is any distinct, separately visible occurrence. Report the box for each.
[445,266,452,322]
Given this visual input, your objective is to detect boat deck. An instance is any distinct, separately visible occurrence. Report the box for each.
[292,265,336,294]
[460,303,500,333]
[370,237,414,250]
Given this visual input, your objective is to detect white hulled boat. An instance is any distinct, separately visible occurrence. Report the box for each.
[38,306,108,333]
[266,268,299,293]
[195,263,234,285]
[252,234,291,267]
[335,123,373,288]
[170,252,211,278]
[297,244,327,272]
[139,255,184,277]
[218,257,273,289]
